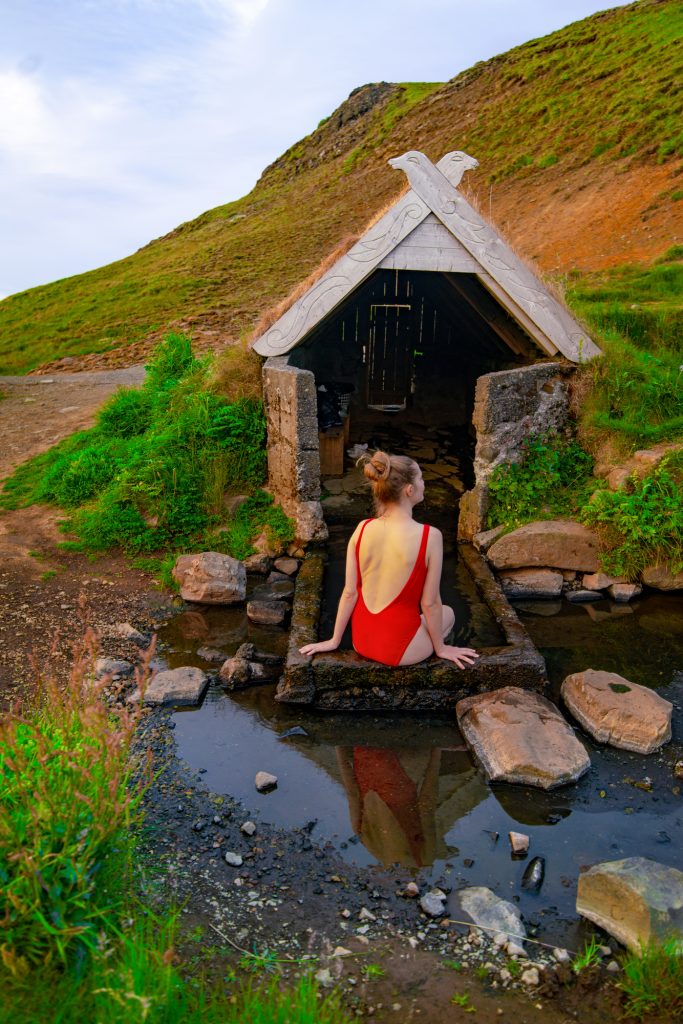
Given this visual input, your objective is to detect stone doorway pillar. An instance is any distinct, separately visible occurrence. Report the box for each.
[262,357,327,543]
[458,362,573,541]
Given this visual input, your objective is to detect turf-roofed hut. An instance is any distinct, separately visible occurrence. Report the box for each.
[251,150,601,547]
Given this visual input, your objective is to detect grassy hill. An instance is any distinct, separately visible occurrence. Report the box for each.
[0,0,681,375]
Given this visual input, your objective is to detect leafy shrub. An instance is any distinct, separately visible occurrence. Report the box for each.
[97,388,153,438]
[487,433,594,530]
[581,459,683,578]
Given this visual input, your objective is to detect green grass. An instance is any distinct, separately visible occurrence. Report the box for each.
[572,936,603,974]
[0,333,293,560]
[618,938,683,1021]
[0,0,680,373]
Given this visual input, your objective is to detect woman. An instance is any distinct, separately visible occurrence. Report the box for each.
[299,451,479,669]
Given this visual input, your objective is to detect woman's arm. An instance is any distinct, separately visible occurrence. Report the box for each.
[421,529,479,669]
[299,529,359,656]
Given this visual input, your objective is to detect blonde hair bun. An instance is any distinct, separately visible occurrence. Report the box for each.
[360,450,391,482]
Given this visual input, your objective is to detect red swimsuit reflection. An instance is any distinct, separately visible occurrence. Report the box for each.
[336,746,441,868]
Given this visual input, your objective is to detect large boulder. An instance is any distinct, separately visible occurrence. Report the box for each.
[173,551,246,605]
[131,666,208,706]
[577,857,683,954]
[456,687,590,790]
[561,669,672,754]
[487,520,600,572]
[642,563,683,591]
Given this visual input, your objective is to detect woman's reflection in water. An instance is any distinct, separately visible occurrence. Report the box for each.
[336,746,442,868]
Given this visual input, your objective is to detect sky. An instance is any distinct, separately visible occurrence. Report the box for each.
[0,0,631,299]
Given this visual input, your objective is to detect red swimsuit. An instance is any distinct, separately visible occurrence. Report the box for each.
[351,519,430,666]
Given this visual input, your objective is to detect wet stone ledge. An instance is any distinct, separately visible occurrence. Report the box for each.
[277,544,547,711]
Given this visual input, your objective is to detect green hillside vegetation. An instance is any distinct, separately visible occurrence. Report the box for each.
[0,0,681,374]
[0,334,292,573]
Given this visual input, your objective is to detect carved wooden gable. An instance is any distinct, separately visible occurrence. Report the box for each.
[251,151,600,363]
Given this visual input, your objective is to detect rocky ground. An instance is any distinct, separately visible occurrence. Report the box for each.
[0,371,632,1022]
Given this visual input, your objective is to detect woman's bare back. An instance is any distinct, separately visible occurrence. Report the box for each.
[355,517,428,613]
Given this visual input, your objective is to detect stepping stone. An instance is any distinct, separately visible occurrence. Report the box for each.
[582,571,625,591]
[273,556,299,576]
[561,669,672,753]
[242,552,271,575]
[456,687,590,790]
[566,589,602,603]
[607,582,642,603]
[130,666,208,706]
[577,857,683,954]
[252,579,295,601]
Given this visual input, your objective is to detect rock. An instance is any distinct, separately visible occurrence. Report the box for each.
[273,556,300,576]
[243,553,272,575]
[642,563,683,591]
[458,887,526,948]
[255,771,278,793]
[506,942,528,958]
[252,579,295,600]
[552,947,570,963]
[500,568,563,599]
[583,572,626,591]
[332,946,352,958]
[420,893,446,917]
[241,821,256,836]
[94,657,133,679]
[561,669,672,754]
[114,622,147,645]
[219,648,282,691]
[606,467,632,490]
[196,646,225,663]
[314,967,334,988]
[566,589,603,603]
[674,761,683,780]
[131,666,208,707]
[359,907,376,921]
[253,531,286,558]
[173,552,246,605]
[473,525,506,553]
[577,857,683,954]
[521,967,540,986]
[606,960,620,973]
[224,851,243,867]
[509,832,529,855]
[246,600,287,625]
[522,857,545,892]
[279,726,309,740]
[403,882,420,898]
[607,583,642,603]
[234,642,283,666]
[456,687,590,790]
[487,520,600,572]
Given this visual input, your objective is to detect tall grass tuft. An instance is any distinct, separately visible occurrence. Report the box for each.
[619,938,683,1021]
[0,627,146,975]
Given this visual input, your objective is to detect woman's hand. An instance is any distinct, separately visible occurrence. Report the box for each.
[435,645,479,669]
[299,638,339,657]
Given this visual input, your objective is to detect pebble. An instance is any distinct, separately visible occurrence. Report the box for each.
[506,941,527,958]
[333,946,352,957]
[508,831,530,855]
[606,960,620,973]
[255,771,278,793]
[241,821,257,836]
[674,760,683,780]
[341,909,351,919]
[403,882,420,898]
[315,967,334,988]
[521,967,540,986]
[552,947,571,963]
[420,893,446,917]
[224,851,243,867]
[359,907,376,921]
[279,726,309,740]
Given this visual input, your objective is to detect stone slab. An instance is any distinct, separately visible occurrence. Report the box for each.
[456,686,590,789]
[642,564,683,591]
[577,857,683,954]
[499,568,563,599]
[561,669,672,754]
[247,600,287,625]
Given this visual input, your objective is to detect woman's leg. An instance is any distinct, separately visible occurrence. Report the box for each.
[400,605,455,666]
